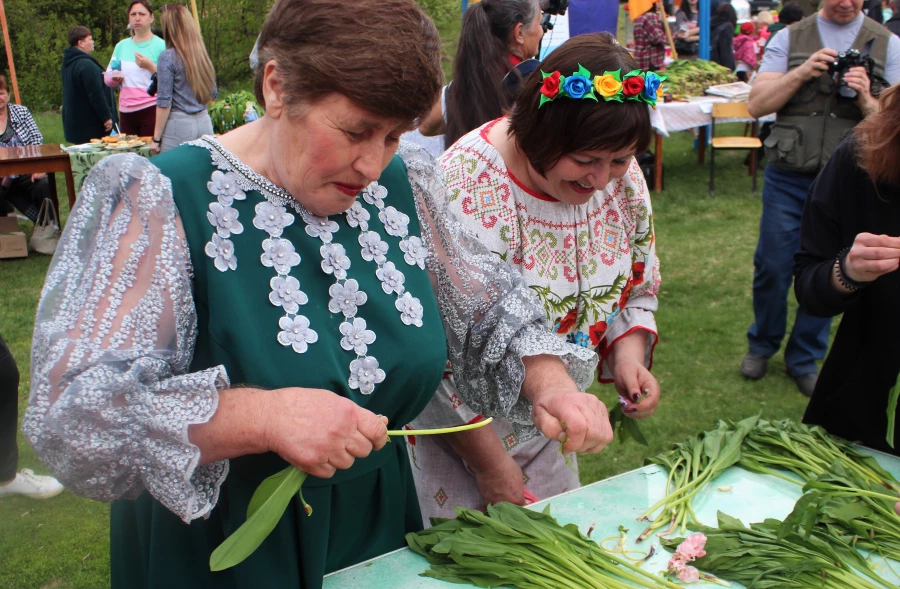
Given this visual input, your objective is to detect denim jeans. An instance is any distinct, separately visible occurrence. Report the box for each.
[0,334,19,482]
[746,165,832,376]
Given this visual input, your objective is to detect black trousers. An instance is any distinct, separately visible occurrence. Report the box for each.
[0,175,52,223]
[0,334,19,482]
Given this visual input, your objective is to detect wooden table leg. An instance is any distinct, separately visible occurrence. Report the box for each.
[698,126,707,165]
[63,166,77,210]
[654,133,663,192]
[46,172,61,221]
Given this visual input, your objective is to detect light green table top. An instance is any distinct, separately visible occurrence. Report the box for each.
[324,448,900,588]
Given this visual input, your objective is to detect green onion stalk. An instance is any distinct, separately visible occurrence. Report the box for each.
[637,414,760,541]
[209,418,494,571]
[408,503,682,589]
[661,512,900,589]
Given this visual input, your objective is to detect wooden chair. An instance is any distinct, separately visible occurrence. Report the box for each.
[709,102,762,197]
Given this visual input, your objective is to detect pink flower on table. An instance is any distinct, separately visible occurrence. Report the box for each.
[675,532,708,561]
[677,565,700,583]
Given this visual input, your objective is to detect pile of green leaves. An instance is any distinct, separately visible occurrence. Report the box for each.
[208,91,265,134]
[662,512,898,589]
[407,503,681,589]
[638,414,760,541]
[738,419,899,490]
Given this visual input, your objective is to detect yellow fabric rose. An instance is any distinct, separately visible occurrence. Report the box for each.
[594,74,622,98]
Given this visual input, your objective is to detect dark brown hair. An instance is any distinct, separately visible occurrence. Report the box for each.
[445,0,538,147]
[508,33,652,175]
[68,26,92,47]
[0,75,8,93]
[856,84,900,189]
[128,0,153,14]
[254,0,442,123]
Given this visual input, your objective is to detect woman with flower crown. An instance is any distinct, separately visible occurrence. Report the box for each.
[21,1,612,588]
[408,32,663,524]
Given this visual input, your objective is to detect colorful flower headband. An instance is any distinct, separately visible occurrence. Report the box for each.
[539,64,667,109]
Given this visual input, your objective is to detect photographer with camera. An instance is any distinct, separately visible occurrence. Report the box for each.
[741,0,900,397]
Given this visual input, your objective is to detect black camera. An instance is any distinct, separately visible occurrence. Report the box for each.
[540,0,568,33]
[828,49,872,99]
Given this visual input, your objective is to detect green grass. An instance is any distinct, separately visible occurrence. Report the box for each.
[0,110,822,587]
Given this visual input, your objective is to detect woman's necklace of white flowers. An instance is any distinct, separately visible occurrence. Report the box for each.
[204,171,430,395]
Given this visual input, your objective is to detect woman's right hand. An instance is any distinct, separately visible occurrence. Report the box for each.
[843,232,900,283]
[263,387,389,479]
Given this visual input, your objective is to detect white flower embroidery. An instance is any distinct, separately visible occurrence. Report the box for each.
[277,315,318,353]
[261,238,301,274]
[305,215,340,243]
[339,317,376,355]
[269,275,308,314]
[399,236,429,269]
[204,234,237,272]
[207,170,246,205]
[328,279,368,316]
[253,202,294,237]
[320,243,351,280]
[345,201,371,229]
[378,206,410,238]
[206,202,243,239]
[349,356,386,395]
[395,292,424,327]
[376,261,405,295]
[362,182,388,208]
[358,231,389,264]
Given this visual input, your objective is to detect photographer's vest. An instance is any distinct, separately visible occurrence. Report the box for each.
[765,14,890,174]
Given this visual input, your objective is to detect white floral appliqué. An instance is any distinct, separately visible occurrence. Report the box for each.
[269,276,308,314]
[348,356,386,395]
[400,236,429,270]
[320,243,351,279]
[204,234,237,272]
[207,203,243,238]
[207,170,246,206]
[328,279,367,316]
[339,317,376,355]
[395,292,424,327]
[261,238,301,274]
[359,231,389,264]
[253,202,294,237]
[376,261,405,295]
[277,315,318,353]
[378,206,410,238]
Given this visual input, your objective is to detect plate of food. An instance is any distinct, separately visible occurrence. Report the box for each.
[62,143,105,153]
[104,141,146,150]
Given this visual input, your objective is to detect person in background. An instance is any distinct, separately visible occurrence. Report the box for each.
[794,84,900,456]
[633,8,668,70]
[865,0,884,23]
[0,76,52,224]
[417,0,543,150]
[886,0,900,37]
[409,32,661,525]
[710,3,738,70]
[105,0,166,136]
[766,2,805,43]
[742,0,900,396]
[150,4,217,153]
[0,334,64,499]
[61,26,117,144]
[734,21,759,81]
[756,10,774,45]
[675,0,700,56]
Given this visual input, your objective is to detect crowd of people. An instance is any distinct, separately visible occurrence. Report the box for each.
[2,0,900,588]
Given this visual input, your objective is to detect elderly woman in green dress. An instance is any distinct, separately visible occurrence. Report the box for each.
[22,0,612,587]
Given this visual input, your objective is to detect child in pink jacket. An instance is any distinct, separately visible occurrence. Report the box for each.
[733,22,759,82]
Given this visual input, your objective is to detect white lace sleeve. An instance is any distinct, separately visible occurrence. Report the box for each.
[399,142,598,440]
[22,154,229,524]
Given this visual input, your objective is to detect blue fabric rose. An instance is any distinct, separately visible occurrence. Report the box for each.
[563,75,591,99]
[644,72,662,101]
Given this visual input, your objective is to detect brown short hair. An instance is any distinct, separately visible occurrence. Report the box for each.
[68,26,92,47]
[0,75,8,93]
[508,33,652,175]
[856,84,900,190]
[128,0,153,14]
[253,0,442,123]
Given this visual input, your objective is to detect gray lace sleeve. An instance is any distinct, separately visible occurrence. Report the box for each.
[22,154,229,523]
[398,142,598,441]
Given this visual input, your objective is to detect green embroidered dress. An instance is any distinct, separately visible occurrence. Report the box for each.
[23,138,597,588]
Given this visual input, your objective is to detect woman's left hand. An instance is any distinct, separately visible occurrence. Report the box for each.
[31,173,46,182]
[613,359,660,419]
[134,52,156,73]
[532,389,613,454]
[150,140,161,154]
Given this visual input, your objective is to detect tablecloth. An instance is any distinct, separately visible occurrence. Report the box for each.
[651,96,776,137]
[68,146,152,192]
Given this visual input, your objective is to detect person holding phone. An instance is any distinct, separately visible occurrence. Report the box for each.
[105,0,166,135]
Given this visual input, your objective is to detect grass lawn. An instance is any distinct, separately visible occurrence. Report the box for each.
[0,110,822,587]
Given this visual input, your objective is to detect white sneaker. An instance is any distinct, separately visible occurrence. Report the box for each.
[0,469,65,499]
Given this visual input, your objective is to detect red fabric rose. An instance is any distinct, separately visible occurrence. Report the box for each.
[589,321,608,346]
[541,71,562,99]
[622,75,645,97]
[557,308,577,333]
[632,261,645,283]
